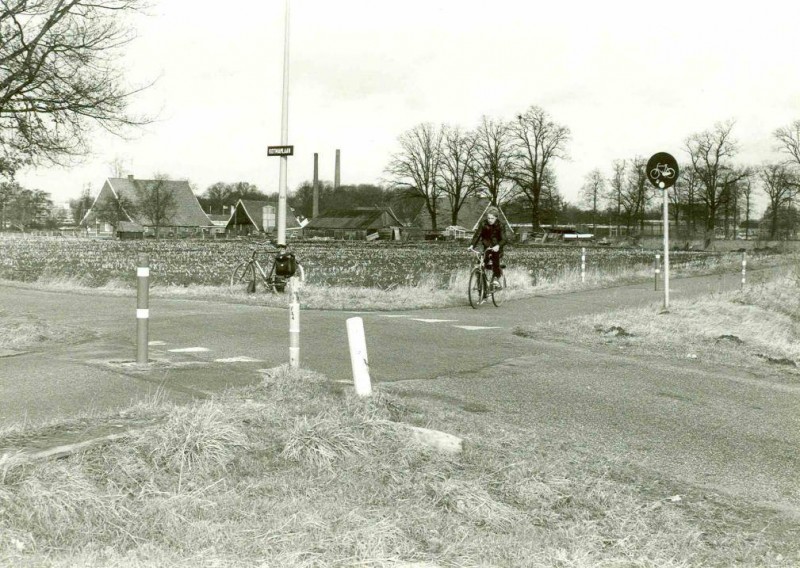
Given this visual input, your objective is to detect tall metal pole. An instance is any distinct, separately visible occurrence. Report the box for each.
[276,0,290,245]
[662,185,670,311]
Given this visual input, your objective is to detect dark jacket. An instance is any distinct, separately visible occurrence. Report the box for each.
[470,220,506,249]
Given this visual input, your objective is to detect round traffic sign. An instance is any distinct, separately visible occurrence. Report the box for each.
[646,152,679,189]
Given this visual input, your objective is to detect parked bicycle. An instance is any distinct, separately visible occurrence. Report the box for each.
[230,245,303,293]
[467,248,506,308]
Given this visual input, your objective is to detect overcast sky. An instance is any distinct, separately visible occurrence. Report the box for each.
[18,0,799,213]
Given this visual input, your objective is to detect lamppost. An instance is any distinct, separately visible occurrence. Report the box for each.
[276,0,290,245]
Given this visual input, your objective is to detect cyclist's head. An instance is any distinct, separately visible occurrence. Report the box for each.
[485,207,499,222]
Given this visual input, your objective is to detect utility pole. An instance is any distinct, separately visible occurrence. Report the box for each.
[276,0,290,245]
[313,153,319,218]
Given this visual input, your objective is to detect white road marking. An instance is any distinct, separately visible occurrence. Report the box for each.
[453,325,503,331]
[214,356,262,363]
[411,318,458,323]
[148,341,167,346]
[378,314,411,318]
[168,347,210,353]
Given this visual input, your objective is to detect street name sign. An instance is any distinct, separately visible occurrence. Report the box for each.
[268,145,294,156]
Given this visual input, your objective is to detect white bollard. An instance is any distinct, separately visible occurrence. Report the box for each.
[581,247,586,283]
[346,317,371,396]
[654,254,661,291]
[136,253,149,365]
[289,278,300,368]
[741,251,747,289]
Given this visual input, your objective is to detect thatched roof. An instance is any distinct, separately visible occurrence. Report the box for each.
[80,177,213,228]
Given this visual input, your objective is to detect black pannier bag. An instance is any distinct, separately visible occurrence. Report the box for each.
[274,252,297,277]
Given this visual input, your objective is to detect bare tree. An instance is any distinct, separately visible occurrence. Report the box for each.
[134,174,177,238]
[773,120,800,166]
[684,120,747,237]
[510,106,571,230]
[621,157,649,233]
[580,168,604,232]
[472,115,515,207]
[738,176,755,240]
[438,125,478,226]
[384,123,444,231]
[93,189,137,230]
[606,159,626,237]
[759,163,798,239]
[0,0,152,169]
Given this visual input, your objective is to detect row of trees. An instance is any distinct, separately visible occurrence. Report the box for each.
[384,105,570,232]
[579,120,800,240]
[384,107,800,239]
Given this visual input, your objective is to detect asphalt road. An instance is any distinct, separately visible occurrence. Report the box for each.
[1,270,798,515]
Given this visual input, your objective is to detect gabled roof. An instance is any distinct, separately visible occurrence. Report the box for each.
[104,177,213,227]
[226,199,302,231]
[303,207,404,230]
[412,197,500,232]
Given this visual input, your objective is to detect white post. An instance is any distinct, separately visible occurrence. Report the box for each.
[289,279,300,368]
[741,251,747,289]
[654,254,661,291]
[276,0,290,246]
[581,247,586,283]
[136,253,149,364]
[662,185,670,311]
[346,317,371,396]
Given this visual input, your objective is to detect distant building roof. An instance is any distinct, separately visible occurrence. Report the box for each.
[303,207,404,230]
[226,199,302,232]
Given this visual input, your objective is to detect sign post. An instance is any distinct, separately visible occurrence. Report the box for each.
[274,0,291,246]
[645,152,679,312]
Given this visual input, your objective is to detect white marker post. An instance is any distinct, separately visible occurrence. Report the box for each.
[581,247,586,283]
[741,251,747,289]
[654,254,661,291]
[136,253,149,364]
[346,317,371,396]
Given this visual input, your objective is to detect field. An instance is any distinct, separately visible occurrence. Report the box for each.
[0,235,775,290]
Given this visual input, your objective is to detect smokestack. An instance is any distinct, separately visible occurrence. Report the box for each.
[313,153,319,218]
[334,149,340,189]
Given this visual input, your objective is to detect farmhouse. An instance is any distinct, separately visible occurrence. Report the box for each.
[302,207,404,240]
[225,199,304,236]
[81,175,214,237]
[410,197,514,239]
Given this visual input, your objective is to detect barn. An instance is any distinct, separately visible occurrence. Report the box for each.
[302,207,404,240]
[80,175,214,237]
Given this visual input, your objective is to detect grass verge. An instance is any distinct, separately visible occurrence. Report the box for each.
[1,363,798,566]
[513,265,800,374]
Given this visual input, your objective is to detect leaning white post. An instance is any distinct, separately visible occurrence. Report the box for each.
[346,317,371,396]
[741,251,747,289]
[136,253,149,364]
[581,247,586,283]
[288,278,300,369]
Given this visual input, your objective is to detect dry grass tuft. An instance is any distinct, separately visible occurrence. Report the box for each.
[280,411,372,469]
[133,401,247,478]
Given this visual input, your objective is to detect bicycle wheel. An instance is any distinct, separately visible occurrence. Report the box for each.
[490,274,507,307]
[230,262,257,293]
[468,268,484,309]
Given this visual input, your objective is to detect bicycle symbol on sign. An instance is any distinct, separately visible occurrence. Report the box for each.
[649,163,676,182]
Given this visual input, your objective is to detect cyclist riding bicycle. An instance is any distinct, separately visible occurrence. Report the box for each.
[468,206,506,288]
